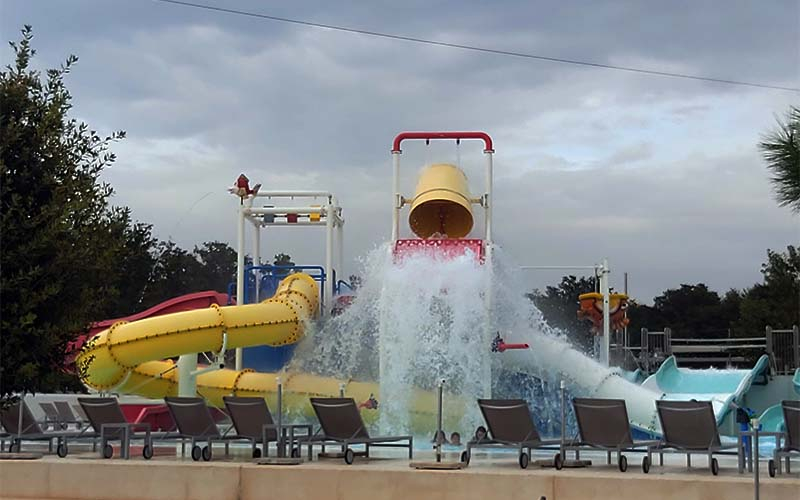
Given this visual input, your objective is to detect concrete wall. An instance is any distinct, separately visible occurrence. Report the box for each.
[0,459,797,500]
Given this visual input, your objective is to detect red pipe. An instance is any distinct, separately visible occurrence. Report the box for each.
[392,131,494,153]
[496,342,530,352]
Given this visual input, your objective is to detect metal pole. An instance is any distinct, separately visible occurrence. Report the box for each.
[391,152,401,243]
[752,418,760,500]
[436,379,444,463]
[16,392,24,449]
[560,380,566,457]
[601,258,611,366]
[253,224,261,302]
[336,208,344,289]
[484,151,493,244]
[325,200,335,315]
[793,325,799,371]
[277,377,283,458]
[623,272,629,351]
[235,202,246,371]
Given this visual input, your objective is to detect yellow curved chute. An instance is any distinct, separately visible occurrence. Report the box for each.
[76,274,459,427]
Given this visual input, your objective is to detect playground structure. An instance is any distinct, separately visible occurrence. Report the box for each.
[73,131,799,443]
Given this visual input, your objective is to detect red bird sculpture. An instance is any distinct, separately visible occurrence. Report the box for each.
[228,174,261,204]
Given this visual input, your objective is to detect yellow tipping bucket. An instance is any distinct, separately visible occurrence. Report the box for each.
[408,163,474,238]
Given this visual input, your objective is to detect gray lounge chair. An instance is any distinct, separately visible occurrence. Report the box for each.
[655,400,741,475]
[307,397,412,464]
[53,401,85,429]
[164,396,255,461]
[78,397,154,459]
[462,399,561,469]
[223,396,313,459]
[39,402,64,430]
[567,398,660,472]
[1,400,95,457]
[768,400,799,477]
[72,403,89,423]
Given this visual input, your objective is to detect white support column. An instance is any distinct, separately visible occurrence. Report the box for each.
[336,212,344,289]
[177,354,197,397]
[600,258,611,367]
[484,151,493,244]
[235,203,246,371]
[253,223,261,302]
[325,199,335,315]
[391,152,401,242]
[483,151,495,398]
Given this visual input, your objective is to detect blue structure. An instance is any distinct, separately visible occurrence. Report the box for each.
[236,265,327,372]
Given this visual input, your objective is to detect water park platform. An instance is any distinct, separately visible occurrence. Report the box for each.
[1,450,797,500]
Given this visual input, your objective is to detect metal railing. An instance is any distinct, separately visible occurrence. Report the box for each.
[633,325,798,374]
[766,325,800,375]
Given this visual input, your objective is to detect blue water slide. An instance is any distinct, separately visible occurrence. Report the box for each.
[641,354,771,424]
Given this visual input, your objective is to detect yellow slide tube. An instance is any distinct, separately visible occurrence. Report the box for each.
[77,273,319,401]
[77,273,460,427]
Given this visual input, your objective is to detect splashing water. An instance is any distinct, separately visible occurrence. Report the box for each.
[290,242,662,438]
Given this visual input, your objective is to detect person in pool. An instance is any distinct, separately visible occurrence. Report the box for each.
[450,432,461,446]
[431,430,449,446]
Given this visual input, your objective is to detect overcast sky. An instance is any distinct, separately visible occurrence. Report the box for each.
[3,0,798,302]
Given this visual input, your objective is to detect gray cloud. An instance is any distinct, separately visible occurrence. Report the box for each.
[2,0,798,303]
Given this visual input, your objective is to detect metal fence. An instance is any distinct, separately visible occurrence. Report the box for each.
[630,325,798,374]
[766,325,800,375]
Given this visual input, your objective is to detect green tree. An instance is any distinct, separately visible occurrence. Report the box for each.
[528,275,597,350]
[627,284,734,339]
[1,27,126,398]
[193,241,237,293]
[735,245,800,334]
[273,253,294,267]
[138,240,204,308]
[760,106,800,213]
[100,211,159,318]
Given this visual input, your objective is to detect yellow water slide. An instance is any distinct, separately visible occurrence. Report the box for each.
[77,274,361,407]
[77,273,458,422]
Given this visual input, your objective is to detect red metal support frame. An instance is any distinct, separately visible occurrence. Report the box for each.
[392,131,494,153]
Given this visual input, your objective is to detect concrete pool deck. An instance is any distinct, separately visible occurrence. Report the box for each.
[0,449,797,500]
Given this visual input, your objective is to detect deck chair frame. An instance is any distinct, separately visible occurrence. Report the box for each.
[78,397,162,460]
[1,400,96,457]
[464,399,560,469]
[165,396,256,461]
[305,397,412,464]
[564,398,660,472]
[654,400,742,475]
[769,400,799,477]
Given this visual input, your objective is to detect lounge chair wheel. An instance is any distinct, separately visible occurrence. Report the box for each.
[554,453,563,471]
[191,445,202,461]
[56,443,68,458]
[344,448,355,465]
[102,444,114,459]
[768,459,776,478]
[710,458,719,476]
[202,446,212,461]
[142,445,153,460]
[519,452,529,469]
[642,456,651,474]
[252,448,262,459]
[618,454,628,472]
[460,450,470,465]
